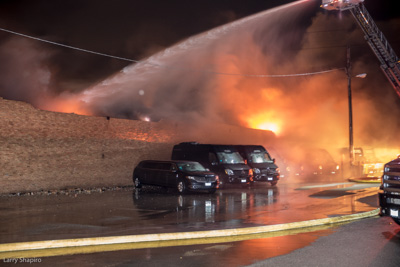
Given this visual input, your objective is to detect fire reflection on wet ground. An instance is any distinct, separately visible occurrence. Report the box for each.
[0,174,379,244]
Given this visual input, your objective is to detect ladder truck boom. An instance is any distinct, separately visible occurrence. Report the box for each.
[321,0,400,98]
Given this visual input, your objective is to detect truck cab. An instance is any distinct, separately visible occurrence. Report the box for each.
[379,156,400,225]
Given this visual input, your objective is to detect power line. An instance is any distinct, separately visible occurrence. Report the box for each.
[305,29,349,34]
[0,27,344,77]
[0,27,139,63]
[206,68,345,77]
[300,43,367,51]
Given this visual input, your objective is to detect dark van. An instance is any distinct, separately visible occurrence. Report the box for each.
[133,160,219,194]
[171,142,252,187]
[235,145,280,186]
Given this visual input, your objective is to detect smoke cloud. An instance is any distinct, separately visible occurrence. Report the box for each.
[0,37,52,106]
[2,0,400,165]
[81,1,317,123]
[0,37,90,115]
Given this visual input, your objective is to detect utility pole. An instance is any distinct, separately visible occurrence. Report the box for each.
[346,46,354,167]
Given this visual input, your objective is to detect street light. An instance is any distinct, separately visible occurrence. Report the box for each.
[355,73,367,79]
[346,47,367,170]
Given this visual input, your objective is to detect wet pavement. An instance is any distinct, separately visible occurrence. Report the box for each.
[0,174,379,245]
[26,227,337,267]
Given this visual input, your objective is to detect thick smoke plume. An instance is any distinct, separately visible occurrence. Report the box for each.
[78,1,400,162]
[0,37,90,115]
[0,37,52,106]
[2,0,400,165]
[82,1,317,125]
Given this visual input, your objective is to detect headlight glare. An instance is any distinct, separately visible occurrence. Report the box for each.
[225,169,234,175]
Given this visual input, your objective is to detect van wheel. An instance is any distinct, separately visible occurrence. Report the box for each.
[177,180,187,194]
[134,177,142,189]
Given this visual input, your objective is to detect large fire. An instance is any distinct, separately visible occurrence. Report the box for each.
[247,118,281,135]
[235,88,285,136]
[38,95,92,116]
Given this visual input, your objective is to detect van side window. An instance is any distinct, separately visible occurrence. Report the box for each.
[209,153,218,165]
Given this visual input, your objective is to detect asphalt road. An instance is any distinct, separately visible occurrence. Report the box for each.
[3,216,398,267]
[250,216,400,267]
[1,174,397,266]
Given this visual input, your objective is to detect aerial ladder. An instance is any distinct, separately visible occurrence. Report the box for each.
[321,0,400,98]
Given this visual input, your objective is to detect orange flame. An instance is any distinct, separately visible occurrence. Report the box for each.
[247,116,281,135]
[237,87,285,136]
[38,95,92,116]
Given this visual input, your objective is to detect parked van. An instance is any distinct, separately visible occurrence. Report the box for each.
[171,142,252,187]
[133,160,219,194]
[235,145,280,186]
[299,148,340,176]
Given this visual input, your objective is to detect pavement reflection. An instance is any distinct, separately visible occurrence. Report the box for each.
[132,185,279,231]
[0,174,379,247]
[131,175,378,233]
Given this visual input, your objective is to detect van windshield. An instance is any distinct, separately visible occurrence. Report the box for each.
[177,162,207,172]
[217,152,245,164]
[249,152,273,163]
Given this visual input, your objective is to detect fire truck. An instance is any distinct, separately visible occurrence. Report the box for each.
[321,0,400,97]
[379,157,400,225]
[321,0,400,225]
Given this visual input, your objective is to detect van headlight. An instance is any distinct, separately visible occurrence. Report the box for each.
[225,169,234,175]
[253,168,260,174]
[186,176,195,180]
